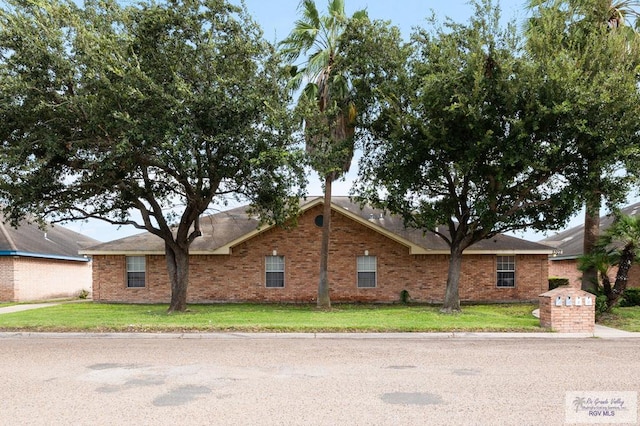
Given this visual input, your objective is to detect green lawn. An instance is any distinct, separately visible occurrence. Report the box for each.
[598,307,640,332]
[0,302,543,333]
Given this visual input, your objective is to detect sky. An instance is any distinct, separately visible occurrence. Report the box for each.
[62,0,589,242]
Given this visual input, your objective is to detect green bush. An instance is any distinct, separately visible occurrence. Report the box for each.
[548,277,569,290]
[595,295,609,318]
[620,288,640,307]
[400,289,411,304]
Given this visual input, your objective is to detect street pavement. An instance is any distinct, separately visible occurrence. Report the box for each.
[1,303,639,425]
[1,332,639,425]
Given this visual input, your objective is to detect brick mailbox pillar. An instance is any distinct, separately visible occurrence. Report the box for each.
[539,287,595,333]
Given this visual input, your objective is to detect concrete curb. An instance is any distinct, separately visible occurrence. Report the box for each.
[1,329,638,340]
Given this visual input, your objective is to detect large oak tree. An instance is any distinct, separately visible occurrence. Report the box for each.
[353,0,583,312]
[0,0,304,312]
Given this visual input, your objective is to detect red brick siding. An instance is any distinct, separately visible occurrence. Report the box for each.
[549,259,640,290]
[548,259,582,289]
[93,205,549,304]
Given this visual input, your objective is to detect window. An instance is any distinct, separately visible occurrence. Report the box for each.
[266,256,285,288]
[126,256,146,288]
[496,256,515,288]
[357,255,377,288]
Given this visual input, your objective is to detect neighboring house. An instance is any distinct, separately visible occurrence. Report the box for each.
[541,202,640,288]
[82,197,554,305]
[0,215,98,302]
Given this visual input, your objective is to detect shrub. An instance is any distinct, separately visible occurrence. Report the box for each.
[595,295,609,318]
[620,288,640,307]
[548,277,569,290]
[400,289,411,304]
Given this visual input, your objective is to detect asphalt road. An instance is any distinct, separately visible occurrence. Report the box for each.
[0,334,639,426]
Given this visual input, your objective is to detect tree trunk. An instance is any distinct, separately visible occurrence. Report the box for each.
[441,245,463,313]
[582,195,601,293]
[166,242,190,313]
[317,174,332,309]
[607,246,635,311]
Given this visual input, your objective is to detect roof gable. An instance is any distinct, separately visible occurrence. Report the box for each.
[82,197,553,255]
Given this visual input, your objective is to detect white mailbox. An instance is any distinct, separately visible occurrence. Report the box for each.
[555,296,563,306]
[575,296,582,306]
[565,296,572,306]
[585,296,593,306]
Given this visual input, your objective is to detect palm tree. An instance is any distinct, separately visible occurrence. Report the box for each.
[579,214,640,311]
[280,0,366,308]
[606,1,640,28]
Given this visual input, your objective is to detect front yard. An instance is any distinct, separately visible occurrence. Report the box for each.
[2,302,638,333]
[0,302,542,333]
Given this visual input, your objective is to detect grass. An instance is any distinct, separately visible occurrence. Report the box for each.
[598,306,640,332]
[0,302,544,333]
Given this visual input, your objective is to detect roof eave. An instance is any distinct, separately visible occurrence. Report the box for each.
[0,250,91,262]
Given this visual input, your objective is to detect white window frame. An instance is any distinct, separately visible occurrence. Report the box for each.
[496,255,515,288]
[357,255,377,288]
[265,255,285,288]
[126,256,146,288]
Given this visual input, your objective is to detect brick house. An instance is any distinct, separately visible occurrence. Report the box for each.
[541,202,640,289]
[82,197,554,304]
[0,215,97,302]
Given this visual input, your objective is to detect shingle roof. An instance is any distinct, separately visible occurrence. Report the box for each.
[82,196,554,255]
[0,214,99,261]
[539,201,640,260]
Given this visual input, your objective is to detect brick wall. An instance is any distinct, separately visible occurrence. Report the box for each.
[548,259,582,289]
[13,257,92,301]
[0,256,92,302]
[93,205,549,304]
[549,259,640,290]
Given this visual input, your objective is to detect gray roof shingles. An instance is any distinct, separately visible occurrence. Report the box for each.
[540,201,640,259]
[83,197,554,255]
[0,214,99,261]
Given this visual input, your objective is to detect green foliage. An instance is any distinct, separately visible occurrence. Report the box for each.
[595,295,609,318]
[279,0,371,181]
[579,214,640,311]
[0,0,304,228]
[0,0,305,311]
[548,277,570,290]
[355,0,582,245]
[527,0,640,293]
[620,288,640,307]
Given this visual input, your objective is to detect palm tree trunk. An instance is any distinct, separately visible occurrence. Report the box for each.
[607,245,635,311]
[317,173,332,308]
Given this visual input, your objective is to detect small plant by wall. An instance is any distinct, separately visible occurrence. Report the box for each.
[620,288,640,307]
[548,277,569,290]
